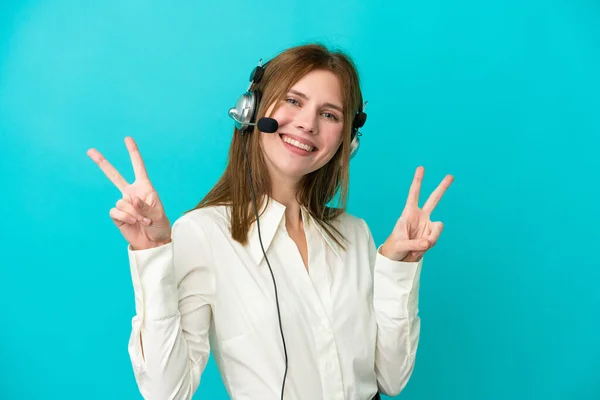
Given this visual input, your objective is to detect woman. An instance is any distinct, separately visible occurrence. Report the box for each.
[87,43,453,400]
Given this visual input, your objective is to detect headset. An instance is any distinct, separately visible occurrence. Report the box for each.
[228,59,368,158]
[228,58,367,400]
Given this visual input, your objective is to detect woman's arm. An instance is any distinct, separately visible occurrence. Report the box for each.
[128,216,216,400]
[363,219,422,396]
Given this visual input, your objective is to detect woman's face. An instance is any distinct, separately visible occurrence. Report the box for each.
[260,69,345,185]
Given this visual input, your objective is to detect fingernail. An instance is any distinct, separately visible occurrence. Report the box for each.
[143,217,151,225]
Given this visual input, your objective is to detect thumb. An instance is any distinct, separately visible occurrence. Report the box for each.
[133,194,170,229]
[132,195,154,219]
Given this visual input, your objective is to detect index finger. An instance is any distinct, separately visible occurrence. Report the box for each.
[405,166,424,208]
[87,148,129,192]
[422,174,454,214]
[124,137,149,180]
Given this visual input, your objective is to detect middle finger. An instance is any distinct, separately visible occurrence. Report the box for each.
[422,175,454,214]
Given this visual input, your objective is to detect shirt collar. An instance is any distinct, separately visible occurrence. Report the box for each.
[246,197,343,265]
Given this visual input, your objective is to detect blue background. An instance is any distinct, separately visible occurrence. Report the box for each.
[1,0,598,399]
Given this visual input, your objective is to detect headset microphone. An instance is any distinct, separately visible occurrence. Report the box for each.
[228,109,279,134]
[256,117,279,133]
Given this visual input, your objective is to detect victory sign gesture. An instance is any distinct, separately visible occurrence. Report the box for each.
[381,166,454,262]
[87,137,172,250]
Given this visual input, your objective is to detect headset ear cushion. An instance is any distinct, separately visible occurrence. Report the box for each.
[353,111,367,129]
[349,111,366,158]
[251,90,261,125]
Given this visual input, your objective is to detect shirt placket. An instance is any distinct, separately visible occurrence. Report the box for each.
[305,221,344,400]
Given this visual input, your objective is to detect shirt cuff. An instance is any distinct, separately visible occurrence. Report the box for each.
[374,244,422,315]
[376,244,422,282]
[128,242,179,320]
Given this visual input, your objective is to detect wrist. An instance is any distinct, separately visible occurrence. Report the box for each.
[153,239,172,248]
[380,240,398,260]
[380,239,413,261]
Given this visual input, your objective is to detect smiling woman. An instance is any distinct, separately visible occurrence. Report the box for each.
[87,43,453,400]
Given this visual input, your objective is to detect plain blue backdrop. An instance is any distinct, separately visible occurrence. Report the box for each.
[1,0,598,399]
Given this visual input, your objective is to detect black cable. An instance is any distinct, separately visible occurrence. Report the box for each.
[241,131,289,400]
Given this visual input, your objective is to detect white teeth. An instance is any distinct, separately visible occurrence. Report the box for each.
[282,135,314,152]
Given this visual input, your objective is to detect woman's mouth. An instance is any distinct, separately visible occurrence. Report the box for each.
[279,134,316,153]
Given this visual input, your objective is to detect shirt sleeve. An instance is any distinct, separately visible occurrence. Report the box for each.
[127,215,216,400]
[361,219,422,397]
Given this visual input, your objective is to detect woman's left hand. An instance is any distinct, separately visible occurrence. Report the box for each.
[380,166,454,262]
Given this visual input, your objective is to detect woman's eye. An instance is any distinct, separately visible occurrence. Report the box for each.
[286,98,300,106]
[322,112,339,121]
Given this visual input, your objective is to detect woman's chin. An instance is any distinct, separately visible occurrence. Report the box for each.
[272,161,316,180]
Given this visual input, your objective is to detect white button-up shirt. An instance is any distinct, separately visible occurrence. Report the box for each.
[127,198,422,400]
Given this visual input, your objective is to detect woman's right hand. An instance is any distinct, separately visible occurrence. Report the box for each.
[87,137,172,251]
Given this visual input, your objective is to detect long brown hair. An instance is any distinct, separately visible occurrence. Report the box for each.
[188,43,364,248]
